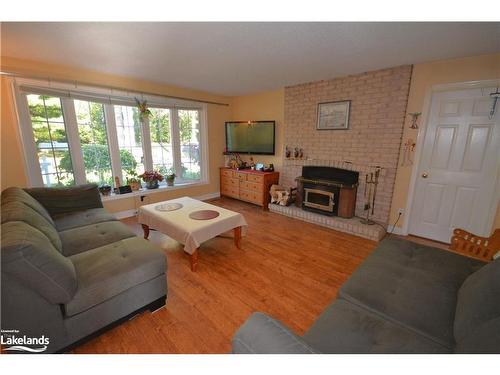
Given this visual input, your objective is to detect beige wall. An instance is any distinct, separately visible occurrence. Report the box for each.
[1,76,28,188]
[390,53,500,233]
[0,57,231,213]
[229,88,284,171]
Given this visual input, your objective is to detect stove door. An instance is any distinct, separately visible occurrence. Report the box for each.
[304,188,334,212]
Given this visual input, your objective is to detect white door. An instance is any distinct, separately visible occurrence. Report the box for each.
[409,86,500,243]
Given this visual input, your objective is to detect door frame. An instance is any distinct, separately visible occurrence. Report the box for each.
[402,79,500,238]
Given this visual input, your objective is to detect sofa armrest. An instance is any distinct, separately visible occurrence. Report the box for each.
[232,312,317,354]
[25,184,103,216]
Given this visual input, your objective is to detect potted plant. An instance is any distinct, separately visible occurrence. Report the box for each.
[126,170,142,191]
[98,184,112,196]
[138,170,164,189]
[166,172,176,186]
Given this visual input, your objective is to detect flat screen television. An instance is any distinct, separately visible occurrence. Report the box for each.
[225,121,275,155]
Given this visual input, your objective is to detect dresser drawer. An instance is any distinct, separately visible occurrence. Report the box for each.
[221,185,239,198]
[247,174,264,184]
[221,169,235,178]
[241,181,263,193]
[225,177,239,187]
[235,172,247,181]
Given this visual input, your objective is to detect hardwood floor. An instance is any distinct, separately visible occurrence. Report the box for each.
[72,197,376,354]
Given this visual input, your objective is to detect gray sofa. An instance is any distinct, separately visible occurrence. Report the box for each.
[232,237,500,353]
[1,184,167,353]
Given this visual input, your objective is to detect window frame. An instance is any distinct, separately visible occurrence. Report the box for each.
[13,78,209,191]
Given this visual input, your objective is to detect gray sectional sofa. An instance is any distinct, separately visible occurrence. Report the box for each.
[1,184,167,353]
[232,237,500,353]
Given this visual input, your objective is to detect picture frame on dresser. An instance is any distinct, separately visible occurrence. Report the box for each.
[317,100,351,130]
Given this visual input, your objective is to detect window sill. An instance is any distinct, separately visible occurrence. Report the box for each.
[100,180,208,202]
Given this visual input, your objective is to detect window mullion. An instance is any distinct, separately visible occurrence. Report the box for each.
[199,106,209,183]
[171,108,182,178]
[14,87,44,187]
[141,116,153,171]
[104,104,123,187]
[61,98,86,185]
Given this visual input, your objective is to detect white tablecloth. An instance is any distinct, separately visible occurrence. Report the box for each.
[138,197,248,255]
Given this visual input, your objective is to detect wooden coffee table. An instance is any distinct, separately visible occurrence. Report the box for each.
[138,197,247,271]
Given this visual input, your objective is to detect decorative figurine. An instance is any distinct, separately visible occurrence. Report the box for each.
[294,147,299,158]
[249,157,256,170]
[285,145,291,159]
[408,112,422,129]
[299,148,304,158]
[400,138,416,166]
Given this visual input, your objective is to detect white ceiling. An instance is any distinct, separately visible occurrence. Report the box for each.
[2,22,499,96]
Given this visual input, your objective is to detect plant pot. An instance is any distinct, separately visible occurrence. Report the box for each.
[129,181,141,191]
[146,180,159,189]
[98,186,112,196]
[166,178,175,187]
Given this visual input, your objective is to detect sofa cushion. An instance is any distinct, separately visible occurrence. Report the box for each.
[1,201,62,252]
[59,221,136,257]
[303,299,450,353]
[1,186,55,226]
[24,184,103,216]
[338,237,484,348]
[53,208,117,232]
[1,221,77,304]
[65,237,166,317]
[454,258,500,353]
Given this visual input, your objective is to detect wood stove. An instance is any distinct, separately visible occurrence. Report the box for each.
[295,166,359,218]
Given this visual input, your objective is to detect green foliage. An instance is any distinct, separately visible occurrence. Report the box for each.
[179,110,195,144]
[29,102,62,121]
[150,110,171,143]
[59,144,137,183]
[77,103,108,145]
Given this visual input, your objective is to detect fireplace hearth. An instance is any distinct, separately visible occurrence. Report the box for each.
[296,166,359,218]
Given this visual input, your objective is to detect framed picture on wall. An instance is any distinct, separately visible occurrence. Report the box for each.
[316,100,351,130]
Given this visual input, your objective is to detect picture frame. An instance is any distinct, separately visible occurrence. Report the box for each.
[316,100,351,130]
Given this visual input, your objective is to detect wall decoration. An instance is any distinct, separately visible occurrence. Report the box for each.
[400,138,416,166]
[317,100,351,130]
[407,112,421,129]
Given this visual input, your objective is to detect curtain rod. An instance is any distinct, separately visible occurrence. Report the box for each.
[0,70,230,107]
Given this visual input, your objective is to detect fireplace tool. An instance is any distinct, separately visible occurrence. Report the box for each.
[360,167,381,225]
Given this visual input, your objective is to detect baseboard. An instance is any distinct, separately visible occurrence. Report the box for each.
[112,192,221,219]
[386,224,406,235]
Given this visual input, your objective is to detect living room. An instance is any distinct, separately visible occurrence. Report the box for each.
[1,2,499,374]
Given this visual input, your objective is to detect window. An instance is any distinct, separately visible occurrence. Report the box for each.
[114,105,144,180]
[179,109,201,180]
[74,100,113,185]
[17,79,208,192]
[27,94,74,187]
[149,107,173,176]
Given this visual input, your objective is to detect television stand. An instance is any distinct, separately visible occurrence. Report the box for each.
[220,167,279,210]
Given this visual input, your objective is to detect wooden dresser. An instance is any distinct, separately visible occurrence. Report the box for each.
[220,167,279,209]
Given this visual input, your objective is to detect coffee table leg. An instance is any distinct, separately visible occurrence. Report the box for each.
[142,224,150,240]
[190,250,198,272]
[234,226,242,249]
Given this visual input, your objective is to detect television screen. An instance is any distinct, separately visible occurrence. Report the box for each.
[225,121,275,155]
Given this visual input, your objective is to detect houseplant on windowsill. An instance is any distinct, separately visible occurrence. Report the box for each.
[98,184,112,196]
[126,170,142,191]
[166,172,176,186]
[139,171,164,189]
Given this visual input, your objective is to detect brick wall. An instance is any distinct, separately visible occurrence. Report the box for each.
[282,65,412,224]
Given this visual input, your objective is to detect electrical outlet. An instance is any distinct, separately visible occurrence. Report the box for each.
[398,208,405,215]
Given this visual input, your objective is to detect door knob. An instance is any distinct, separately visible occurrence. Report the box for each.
[422,172,428,178]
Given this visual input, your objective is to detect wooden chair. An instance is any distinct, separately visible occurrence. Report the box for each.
[449,228,500,262]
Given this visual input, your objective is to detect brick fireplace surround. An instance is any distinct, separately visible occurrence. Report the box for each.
[280,65,413,228]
